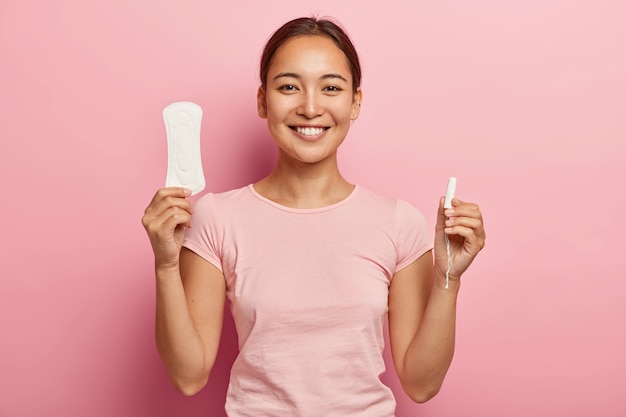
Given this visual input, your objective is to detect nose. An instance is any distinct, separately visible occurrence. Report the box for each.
[297,91,324,119]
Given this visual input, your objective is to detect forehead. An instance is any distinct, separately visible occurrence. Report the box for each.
[268,35,352,78]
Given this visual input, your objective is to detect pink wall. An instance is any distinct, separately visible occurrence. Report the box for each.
[1,0,625,415]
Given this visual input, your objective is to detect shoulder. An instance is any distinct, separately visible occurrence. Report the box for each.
[355,187,431,244]
[194,185,252,209]
[189,185,255,228]
[355,186,426,219]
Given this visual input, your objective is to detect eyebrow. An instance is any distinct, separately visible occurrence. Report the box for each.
[273,72,349,83]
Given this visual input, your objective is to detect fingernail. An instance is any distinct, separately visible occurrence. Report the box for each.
[183,188,192,196]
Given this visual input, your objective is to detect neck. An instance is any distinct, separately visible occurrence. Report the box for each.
[254,152,353,209]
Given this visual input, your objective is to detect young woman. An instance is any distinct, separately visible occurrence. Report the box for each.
[142,17,485,416]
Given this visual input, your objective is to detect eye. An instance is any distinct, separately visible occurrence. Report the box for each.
[323,85,344,96]
[278,84,298,92]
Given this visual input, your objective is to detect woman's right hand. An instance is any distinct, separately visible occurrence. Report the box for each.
[142,187,194,269]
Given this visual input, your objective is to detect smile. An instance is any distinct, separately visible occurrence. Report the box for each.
[292,126,328,137]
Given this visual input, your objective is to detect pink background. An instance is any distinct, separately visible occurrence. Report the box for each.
[1,0,625,416]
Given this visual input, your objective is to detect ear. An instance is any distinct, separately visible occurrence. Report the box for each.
[351,88,363,120]
[257,86,267,119]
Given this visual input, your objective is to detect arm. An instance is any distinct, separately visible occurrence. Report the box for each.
[142,188,226,396]
[388,197,485,403]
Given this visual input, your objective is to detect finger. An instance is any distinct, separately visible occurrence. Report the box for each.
[160,206,193,231]
[145,187,192,212]
[142,201,193,232]
[144,193,194,221]
[445,216,484,236]
[445,224,486,252]
[436,196,447,229]
[445,213,484,236]
[448,205,485,244]
[145,206,192,237]
[444,200,482,220]
[153,195,194,218]
[143,188,194,220]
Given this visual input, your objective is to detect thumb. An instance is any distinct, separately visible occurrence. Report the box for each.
[436,196,447,230]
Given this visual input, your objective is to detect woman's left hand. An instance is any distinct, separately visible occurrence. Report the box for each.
[434,197,486,283]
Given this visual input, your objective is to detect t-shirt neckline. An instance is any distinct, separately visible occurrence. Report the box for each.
[247,184,360,214]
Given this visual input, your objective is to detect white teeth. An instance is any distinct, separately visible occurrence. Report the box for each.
[295,126,325,136]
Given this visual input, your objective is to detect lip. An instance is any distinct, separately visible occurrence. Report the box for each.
[290,125,329,141]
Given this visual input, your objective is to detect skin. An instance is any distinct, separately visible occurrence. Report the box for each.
[142,34,486,401]
[254,35,362,208]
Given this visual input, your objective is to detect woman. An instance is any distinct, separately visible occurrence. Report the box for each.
[142,16,485,416]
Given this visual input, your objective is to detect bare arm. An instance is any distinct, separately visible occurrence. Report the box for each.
[388,252,458,403]
[388,197,485,403]
[143,188,226,396]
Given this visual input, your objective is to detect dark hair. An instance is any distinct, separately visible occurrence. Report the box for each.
[259,17,362,93]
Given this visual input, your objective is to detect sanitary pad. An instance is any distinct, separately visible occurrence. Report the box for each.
[163,102,205,195]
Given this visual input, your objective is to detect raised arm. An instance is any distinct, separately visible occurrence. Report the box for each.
[142,188,226,396]
[388,197,485,403]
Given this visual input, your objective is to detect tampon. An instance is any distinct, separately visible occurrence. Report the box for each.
[444,177,456,209]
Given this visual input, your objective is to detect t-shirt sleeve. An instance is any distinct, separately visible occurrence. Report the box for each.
[182,193,224,272]
[394,199,434,272]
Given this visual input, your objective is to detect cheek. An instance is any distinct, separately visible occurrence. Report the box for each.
[265,98,292,121]
[337,102,358,122]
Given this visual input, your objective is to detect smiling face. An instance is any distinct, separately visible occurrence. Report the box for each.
[258,35,362,166]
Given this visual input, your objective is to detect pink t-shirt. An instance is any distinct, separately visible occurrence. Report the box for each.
[183,185,432,417]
